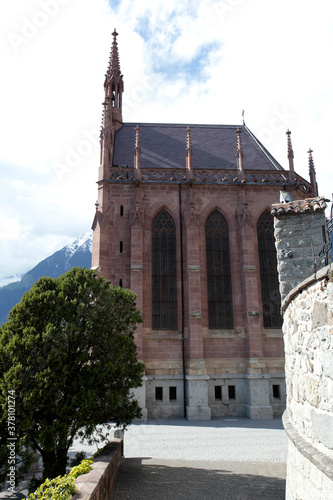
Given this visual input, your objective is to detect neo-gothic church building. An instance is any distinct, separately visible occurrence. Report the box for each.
[92,30,318,420]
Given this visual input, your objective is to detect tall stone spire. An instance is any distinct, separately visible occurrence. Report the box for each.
[103,29,123,131]
[286,130,295,183]
[308,148,318,197]
[100,29,124,177]
[106,29,121,78]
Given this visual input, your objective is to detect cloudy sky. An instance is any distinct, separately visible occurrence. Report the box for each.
[1,0,332,281]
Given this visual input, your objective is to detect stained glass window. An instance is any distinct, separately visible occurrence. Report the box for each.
[152,210,177,329]
[257,210,282,328]
[206,210,233,328]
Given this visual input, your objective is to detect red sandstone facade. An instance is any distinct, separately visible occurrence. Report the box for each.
[92,31,317,420]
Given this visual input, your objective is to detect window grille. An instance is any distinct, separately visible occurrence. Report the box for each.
[152,210,177,329]
[257,210,282,328]
[205,210,233,328]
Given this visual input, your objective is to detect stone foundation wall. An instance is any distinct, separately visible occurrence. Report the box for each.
[142,370,285,419]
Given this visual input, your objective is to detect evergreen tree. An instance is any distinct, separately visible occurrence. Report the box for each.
[0,267,144,481]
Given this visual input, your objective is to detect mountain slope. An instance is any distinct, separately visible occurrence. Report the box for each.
[0,233,92,325]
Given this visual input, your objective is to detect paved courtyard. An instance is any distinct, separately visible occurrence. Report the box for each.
[0,417,288,499]
[110,417,287,499]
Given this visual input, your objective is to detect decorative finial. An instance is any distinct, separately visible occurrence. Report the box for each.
[242,109,245,125]
[308,148,318,197]
[95,200,99,211]
[185,126,192,153]
[185,126,193,178]
[236,128,243,158]
[134,125,141,174]
[286,130,295,183]
[286,130,294,159]
[134,125,141,151]
[308,148,315,176]
[236,128,244,179]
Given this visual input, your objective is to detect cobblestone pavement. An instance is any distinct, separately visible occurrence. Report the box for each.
[110,417,287,499]
[0,418,287,499]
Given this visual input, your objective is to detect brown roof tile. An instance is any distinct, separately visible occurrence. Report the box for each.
[271,197,328,216]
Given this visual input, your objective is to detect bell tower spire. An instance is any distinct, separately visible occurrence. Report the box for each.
[100,29,124,177]
[104,29,123,129]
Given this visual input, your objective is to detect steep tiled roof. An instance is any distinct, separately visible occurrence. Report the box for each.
[113,123,284,171]
[271,197,328,216]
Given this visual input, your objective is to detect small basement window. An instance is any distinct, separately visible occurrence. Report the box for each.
[273,385,281,399]
[119,279,123,288]
[228,385,236,400]
[169,387,177,401]
[155,387,163,401]
[215,386,222,400]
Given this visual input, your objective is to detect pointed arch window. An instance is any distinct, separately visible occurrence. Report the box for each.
[257,210,282,328]
[152,210,177,329]
[206,210,233,329]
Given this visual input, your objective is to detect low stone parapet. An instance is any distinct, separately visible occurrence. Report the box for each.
[72,439,123,500]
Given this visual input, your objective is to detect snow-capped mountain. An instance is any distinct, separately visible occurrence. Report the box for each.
[0,233,92,325]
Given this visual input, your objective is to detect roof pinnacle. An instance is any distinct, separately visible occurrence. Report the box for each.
[134,125,141,152]
[185,126,193,178]
[286,130,294,159]
[286,129,295,183]
[236,128,244,159]
[134,125,141,174]
[236,128,244,180]
[106,28,121,79]
[186,126,192,154]
[308,148,318,197]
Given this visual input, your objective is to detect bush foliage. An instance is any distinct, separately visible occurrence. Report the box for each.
[27,459,93,500]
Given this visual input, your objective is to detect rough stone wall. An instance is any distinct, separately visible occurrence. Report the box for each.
[282,266,333,499]
[273,209,327,301]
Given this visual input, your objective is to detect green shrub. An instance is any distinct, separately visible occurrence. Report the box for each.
[27,459,93,500]
[69,451,87,468]
[67,459,94,481]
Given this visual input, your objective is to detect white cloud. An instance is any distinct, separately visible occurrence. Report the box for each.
[0,0,332,278]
